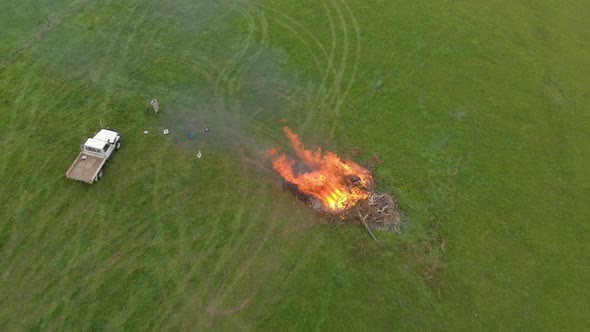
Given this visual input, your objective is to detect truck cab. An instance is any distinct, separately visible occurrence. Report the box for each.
[81,129,120,159]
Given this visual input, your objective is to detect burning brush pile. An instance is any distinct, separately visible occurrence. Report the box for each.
[268,127,402,235]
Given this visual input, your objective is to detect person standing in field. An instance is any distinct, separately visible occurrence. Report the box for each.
[150,98,159,116]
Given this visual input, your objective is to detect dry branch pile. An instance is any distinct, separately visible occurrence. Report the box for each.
[281,180,402,238]
[347,192,402,234]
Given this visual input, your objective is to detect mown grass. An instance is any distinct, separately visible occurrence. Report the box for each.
[1,0,589,330]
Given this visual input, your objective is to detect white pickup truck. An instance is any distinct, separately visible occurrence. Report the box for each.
[66,128,121,184]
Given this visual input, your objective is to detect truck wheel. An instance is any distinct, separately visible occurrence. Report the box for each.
[115,141,121,150]
[96,169,104,181]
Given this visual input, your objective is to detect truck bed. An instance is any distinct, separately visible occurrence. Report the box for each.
[65,152,105,184]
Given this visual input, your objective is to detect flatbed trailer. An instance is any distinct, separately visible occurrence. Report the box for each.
[65,152,107,184]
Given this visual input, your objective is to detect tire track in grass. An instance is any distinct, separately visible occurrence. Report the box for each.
[4,178,74,274]
[171,198,278,328]
[272,17,326,86]
[201,206,288,328]
[152,52,217,92]
[206,203,256,277]
[140,3,218,84]
[270,4,338,116]
[259,230,324,313]
[271,3,337,104]
[2,86,88,320]
[2,193,53,288]
[201,191,325,327]
[178,49,217,84]
[97,1,145,117]
[305,0,345,132]
[145,204,205,329]
[182,155,290,321]
[5,69,35,138]
[166,155,254,309]
[2,190,154,329]
[198,157,241,250]
[152,1,229,96]
[46,163,183,326]
[161,205,214,324]
[52,240,146,328]
[380,40,450,97]
[328,0,361,137]
[179,5,233,84]
[226,2,269,96]
[0,0,90,70]
[161,211,196,322]
[214,1,257,96]
[77,249,152,328]
[336,0,361,110]
[198,179,276,289]
[184,2,274,239]
[323,0,356,116]
[318,0,338,109]
[325,1,349,113]
[269,1,358,132]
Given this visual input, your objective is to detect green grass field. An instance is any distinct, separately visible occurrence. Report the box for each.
[1,0,589,330]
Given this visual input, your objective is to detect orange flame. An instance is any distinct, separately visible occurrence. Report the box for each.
[269,127,374,213]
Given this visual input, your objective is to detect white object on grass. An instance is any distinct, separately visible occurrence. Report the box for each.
[144,131,148,134]
[197,150,202,158]
[163,129,169,135]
